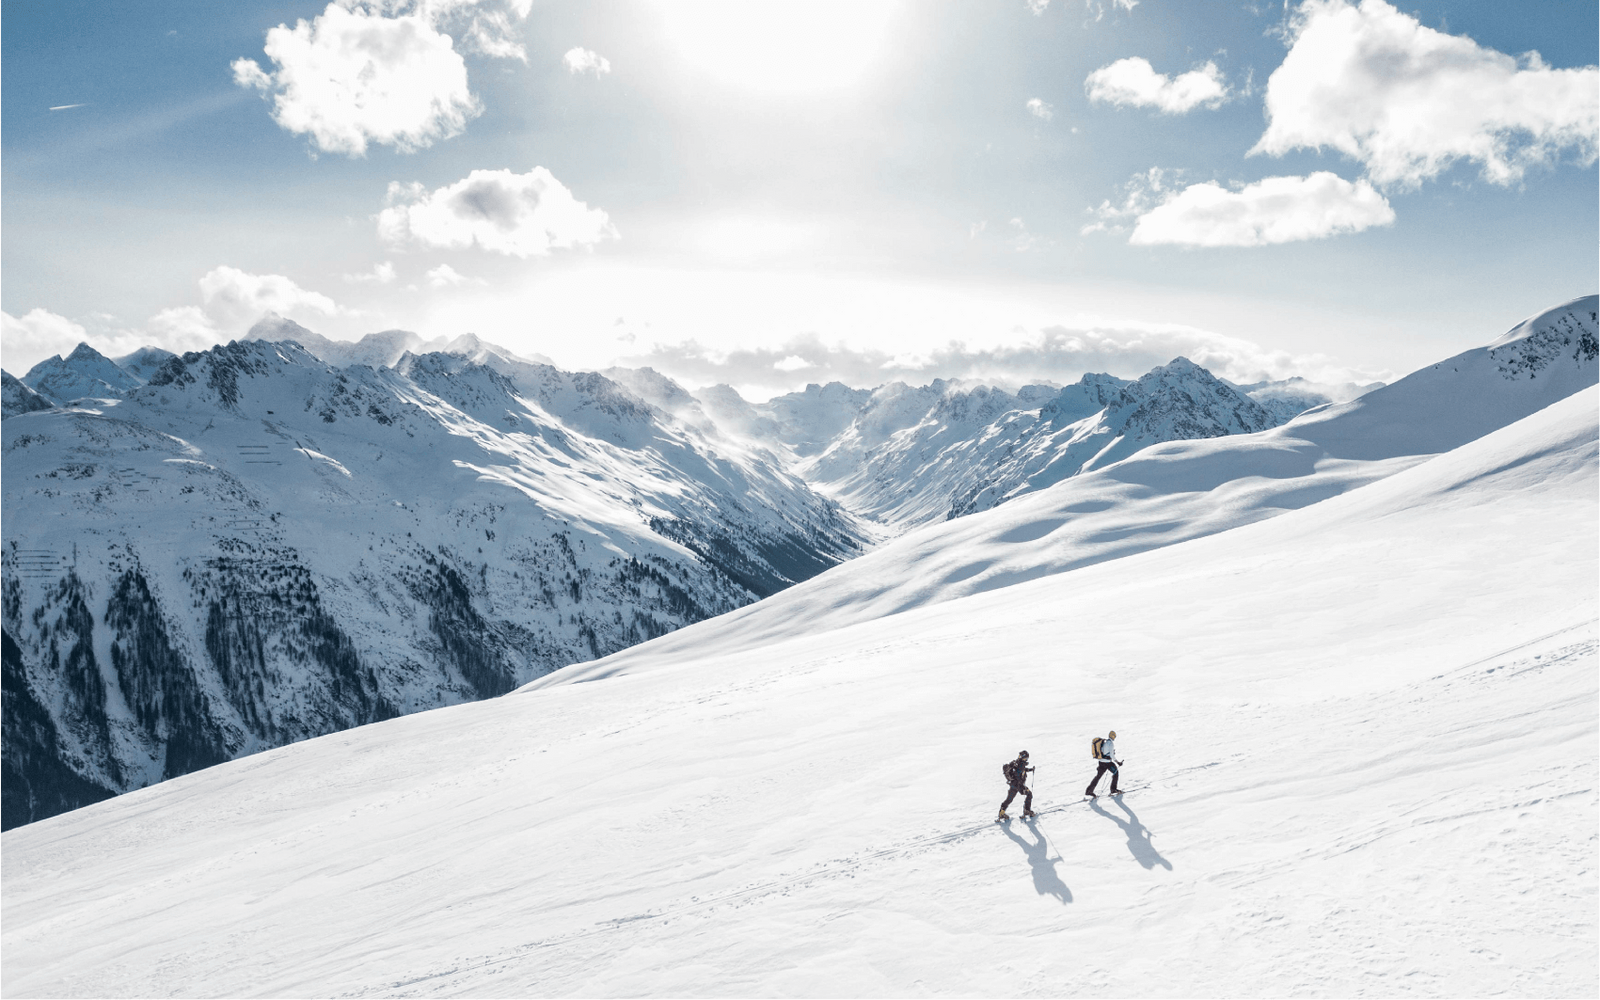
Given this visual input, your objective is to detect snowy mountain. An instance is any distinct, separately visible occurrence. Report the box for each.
[757,360,1284,527]
[678,363,1371,529]
[247,312,554,370]
[553,295,1598,677]
[1234,374,1383,423]
[2,371,54,418]
[2,337,865,829]
[3,353,1593,996]
[111,346,177,383]
[18,343,143,405]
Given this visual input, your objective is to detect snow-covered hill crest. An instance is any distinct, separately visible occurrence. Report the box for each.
[2,337,866,829]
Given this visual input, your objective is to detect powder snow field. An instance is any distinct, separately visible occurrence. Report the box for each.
[2,368,1595,996]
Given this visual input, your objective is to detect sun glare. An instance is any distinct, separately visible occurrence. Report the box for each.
[651,0,901,94]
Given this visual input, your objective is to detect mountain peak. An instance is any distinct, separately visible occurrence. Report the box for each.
[21,340,142,404]
[65,341,112,364]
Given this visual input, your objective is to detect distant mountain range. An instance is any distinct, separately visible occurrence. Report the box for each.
[0,310,1395,829]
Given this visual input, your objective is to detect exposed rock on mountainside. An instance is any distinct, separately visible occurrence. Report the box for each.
[2,372,54,418]
[2,338,865,829]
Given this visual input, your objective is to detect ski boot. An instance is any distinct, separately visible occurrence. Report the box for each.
[1023,809,1037,819]
[996,809,1009,821]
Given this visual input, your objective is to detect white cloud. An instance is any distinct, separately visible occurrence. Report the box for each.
[145,305,222,345]
[1129,171,1395,247]
[1085,57,1229,113]
[1027,0,1050,15]
[451,0,534,60]
[1082,166,1177,236]
[231,1,529,156]
[1252,0,1599,188]
[198,266,339,329]
[2,309,200,374]
[772,354,810,372]
[1026,98,1053,121]
[1008,217,1051,252]
[563,47,611,76]
[378,167,617,257]
[3,309,93,372]
[1083,0,1139,23]
[345,261,398,284]
[426,263,484,287]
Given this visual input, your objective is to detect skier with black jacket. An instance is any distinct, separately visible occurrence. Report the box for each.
[998,750,1035,820]
[1085,730,1122,796]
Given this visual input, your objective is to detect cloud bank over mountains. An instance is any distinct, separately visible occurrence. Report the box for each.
[619,322,1388,399]
[3,267,345,372]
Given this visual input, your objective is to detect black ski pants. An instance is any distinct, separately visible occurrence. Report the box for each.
[1085,760,1120,794]
[1001,781,1033,813]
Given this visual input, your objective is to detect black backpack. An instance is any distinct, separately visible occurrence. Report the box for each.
[1002,759,1019,783]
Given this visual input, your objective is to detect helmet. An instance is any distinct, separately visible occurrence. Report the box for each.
[1018,750,1029,759]
[1108,730,1117,739]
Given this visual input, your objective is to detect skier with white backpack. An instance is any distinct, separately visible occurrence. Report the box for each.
[1085,730,1123,797]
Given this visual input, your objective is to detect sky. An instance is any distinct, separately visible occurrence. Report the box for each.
[3,0,1596,399]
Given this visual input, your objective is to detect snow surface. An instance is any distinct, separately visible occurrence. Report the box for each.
[4,379,1595,997]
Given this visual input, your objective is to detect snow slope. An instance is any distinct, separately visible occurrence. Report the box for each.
[552,295,1598,677]
[3,378,1594,997]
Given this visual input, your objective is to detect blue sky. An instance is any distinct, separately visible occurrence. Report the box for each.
[4,0,1596,397]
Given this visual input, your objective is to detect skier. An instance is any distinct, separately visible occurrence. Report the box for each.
[998,750,1035,820]
[1085,729,1122,797]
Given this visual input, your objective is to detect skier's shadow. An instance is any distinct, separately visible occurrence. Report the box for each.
[1089,796,1173,871]
[1000,818,1073,904]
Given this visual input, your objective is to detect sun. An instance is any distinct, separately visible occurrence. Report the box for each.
[650,0,902,95]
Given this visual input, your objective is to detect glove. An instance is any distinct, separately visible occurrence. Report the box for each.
[1116,760,1124,766]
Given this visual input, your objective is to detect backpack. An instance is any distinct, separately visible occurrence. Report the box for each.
[1002,760,1017,783]
[1091,737,1104,760]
